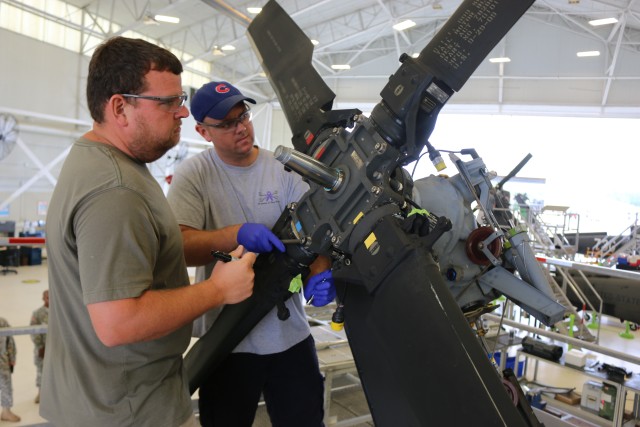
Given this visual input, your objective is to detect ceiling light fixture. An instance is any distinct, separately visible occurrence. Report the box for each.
[393,20,416,31]
[331,64,351,70]
[576,50,600,57]
[311,39,319,46]
[247,7,262,14]
[589,17,618,26]
[489,57,511,63]
[143,15,159,25]
[154,14,180,24]
[221,45,235,51]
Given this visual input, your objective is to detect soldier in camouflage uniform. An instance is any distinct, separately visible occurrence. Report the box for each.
[30,289,48,404]
[0,316,20,422]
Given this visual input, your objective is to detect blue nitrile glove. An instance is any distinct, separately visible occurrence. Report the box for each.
[304,270,336,307]
[237,223,285,253]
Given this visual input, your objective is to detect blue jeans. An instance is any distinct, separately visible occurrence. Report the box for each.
[198,334,324,427]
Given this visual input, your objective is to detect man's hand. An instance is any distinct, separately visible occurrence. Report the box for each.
[87,247,257,347]
[237,223,285,253]
[210,246,256,305]
[304,270,336,307]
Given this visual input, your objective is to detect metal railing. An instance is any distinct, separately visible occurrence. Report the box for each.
[0,325,47,336]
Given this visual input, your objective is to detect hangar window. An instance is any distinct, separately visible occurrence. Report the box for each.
[0,0,210,90]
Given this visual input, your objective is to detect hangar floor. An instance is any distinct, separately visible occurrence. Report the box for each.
[1,261,638,426]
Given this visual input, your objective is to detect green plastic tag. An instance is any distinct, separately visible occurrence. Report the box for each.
[289,274,303,293]
[408,207,429,217]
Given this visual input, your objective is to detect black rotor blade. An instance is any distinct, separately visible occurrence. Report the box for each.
[340,250,528,426]
[333,213,533,426]
[185,251,302,394]
[247,0,335,142]
[418,0,534,92]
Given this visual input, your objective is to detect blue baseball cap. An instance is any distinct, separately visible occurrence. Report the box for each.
[190,81,256,123]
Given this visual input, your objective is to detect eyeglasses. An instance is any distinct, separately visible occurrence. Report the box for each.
[198,109,252,133]
[121,91,188,113]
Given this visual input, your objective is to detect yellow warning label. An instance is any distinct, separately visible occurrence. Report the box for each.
[353,212,364,224]
[364,232,377,249]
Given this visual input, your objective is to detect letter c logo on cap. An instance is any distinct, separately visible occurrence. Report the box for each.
[215,84,230,94]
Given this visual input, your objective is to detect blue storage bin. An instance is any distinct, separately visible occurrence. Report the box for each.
[491,352,524,377]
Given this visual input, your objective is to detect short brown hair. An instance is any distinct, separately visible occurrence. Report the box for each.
[87,37,183,123]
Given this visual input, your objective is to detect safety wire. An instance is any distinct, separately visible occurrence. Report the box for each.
[410,143,515,378]
[410,146,460,178]
[410,150,429,178]
[482,296,510,378]
[406,193,507,376]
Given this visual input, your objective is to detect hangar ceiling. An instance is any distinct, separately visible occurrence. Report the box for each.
[1,0,639,205]
[4,0,640,113]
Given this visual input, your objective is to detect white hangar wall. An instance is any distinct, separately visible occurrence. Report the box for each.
[1,26,638,234]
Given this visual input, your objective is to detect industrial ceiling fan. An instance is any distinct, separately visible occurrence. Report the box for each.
[0,113,18,161]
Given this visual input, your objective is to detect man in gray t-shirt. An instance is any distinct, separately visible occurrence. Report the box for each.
[41,38,256,427]
[167,81,335,426]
